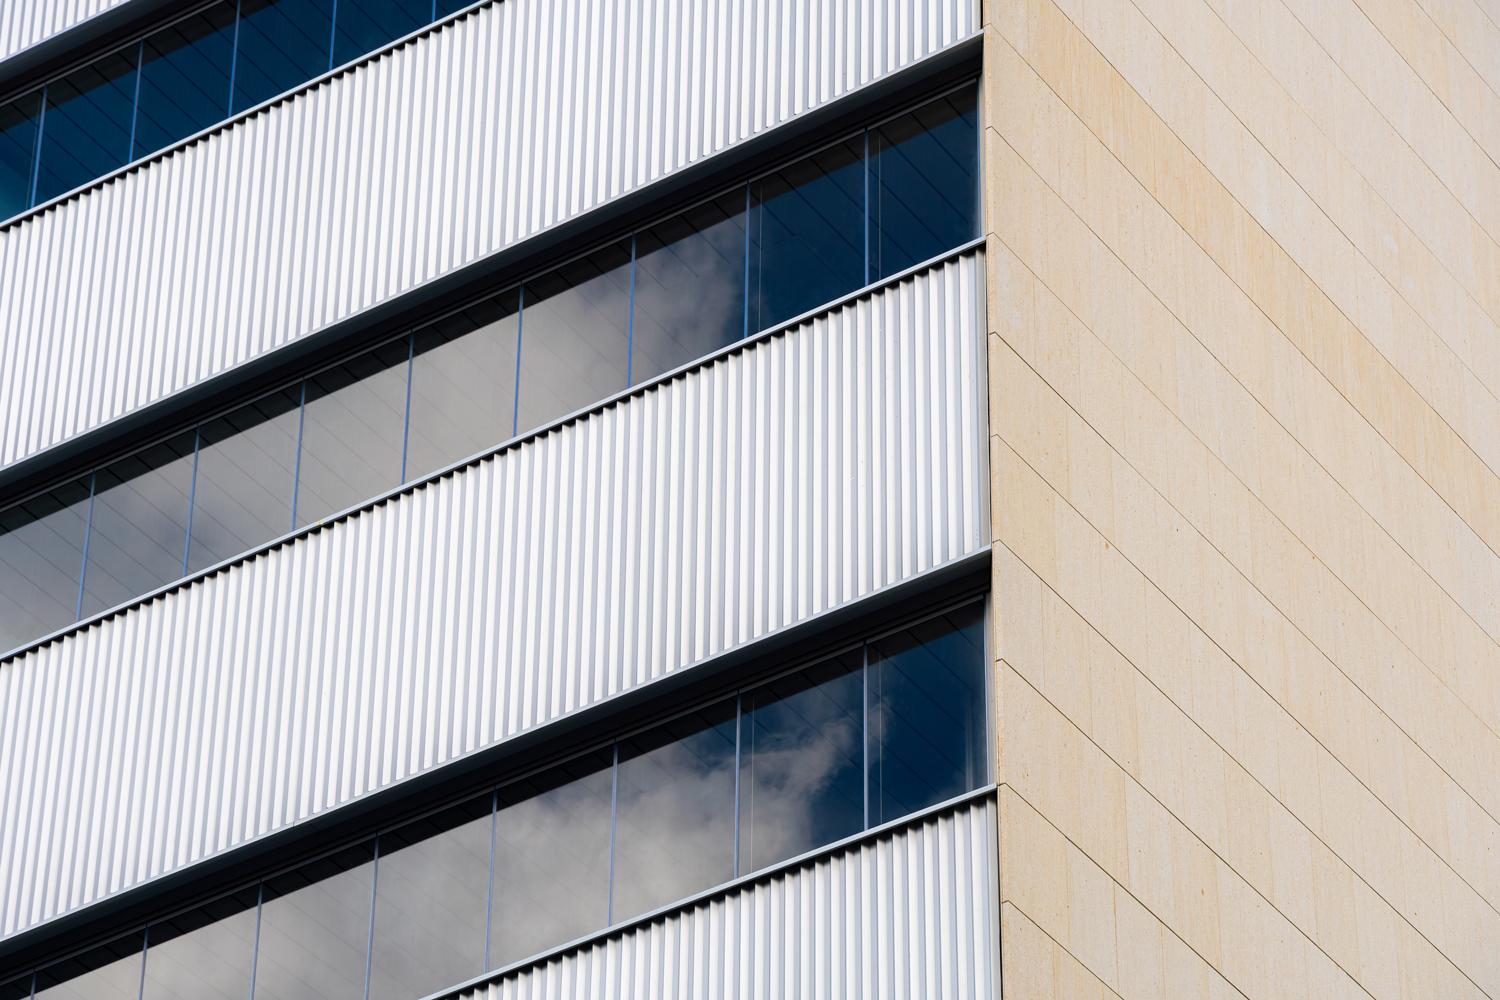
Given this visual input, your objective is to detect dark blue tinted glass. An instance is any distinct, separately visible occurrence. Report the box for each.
[133,4,236,158]
[868,602,986,825]
[295,337,410,526]
[332,0,431,66]
[516,242,632,435]
[406,288,520,481]
[34,932,144,1000]
[433,0,472,15]
[0,975,29,1000]
[142,887,259,1000]
[254,842,376,1000]
[488,750,614,968]
[870,87,978,280]
[0,92,41,218]
[80,433,197,618]
[33,49,139,204]
[612,700,737,921]
[630,191,748,384]
[739,652,865,874]
[0,478,90,653]
[369,796,492,1000]
[187,387,303,572]
[233,0,335,113]
[748,137,864,332]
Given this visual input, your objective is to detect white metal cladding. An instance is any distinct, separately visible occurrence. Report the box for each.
[456,793,998,1000]
[0,0,979,473]
[0,0,134,64]
[0,249,987,940]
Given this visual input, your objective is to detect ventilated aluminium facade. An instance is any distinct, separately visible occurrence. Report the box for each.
[7,0,1485,996]
[0,1,996,998]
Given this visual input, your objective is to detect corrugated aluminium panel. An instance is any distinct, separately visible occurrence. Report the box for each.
[0,0,978,473]
[0,0,135,64]
[456,792,998,1000]
[0,249,988,940]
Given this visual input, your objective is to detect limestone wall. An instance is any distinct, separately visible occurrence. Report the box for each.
[982,0,1500,995]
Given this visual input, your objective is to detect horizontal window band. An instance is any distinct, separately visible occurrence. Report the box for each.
[0,0,485,219]
[421,783,999,1000]
[0,551,992,967]
[0,0,234,104]
[0,227,989,965]
[0,558,990,980]
[0,239,985,666]
[0,35,982,509]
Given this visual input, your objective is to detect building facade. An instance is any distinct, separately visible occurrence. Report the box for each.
[0,0,1492,996]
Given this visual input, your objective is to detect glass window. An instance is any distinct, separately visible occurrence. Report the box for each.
[80,433,197,618]
[133,4,237,159]
[738,652,864,874]
[611,701,737,922]
[232,0,335,114]
[488,749,614,968]
[405,288,520,481]
[0,478,91,653]
[433,0,474,15]
[34,49,139,204]
[294,338,410,525]
[187,387,303,573]
[868,602,986,825]
[870,88,978,281]
[748,138,864,333]
[332,0,431,67]
[33,933,144,1000]
[630,192,748,385]
[516,243,632,435]
[367,796,492,1000]
[0,974,30,1000]
[253,842,376,1000]
[0,92,41,219]
[141,887,259,1000]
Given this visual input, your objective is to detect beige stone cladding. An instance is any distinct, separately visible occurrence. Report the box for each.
[982,0,1500,996]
